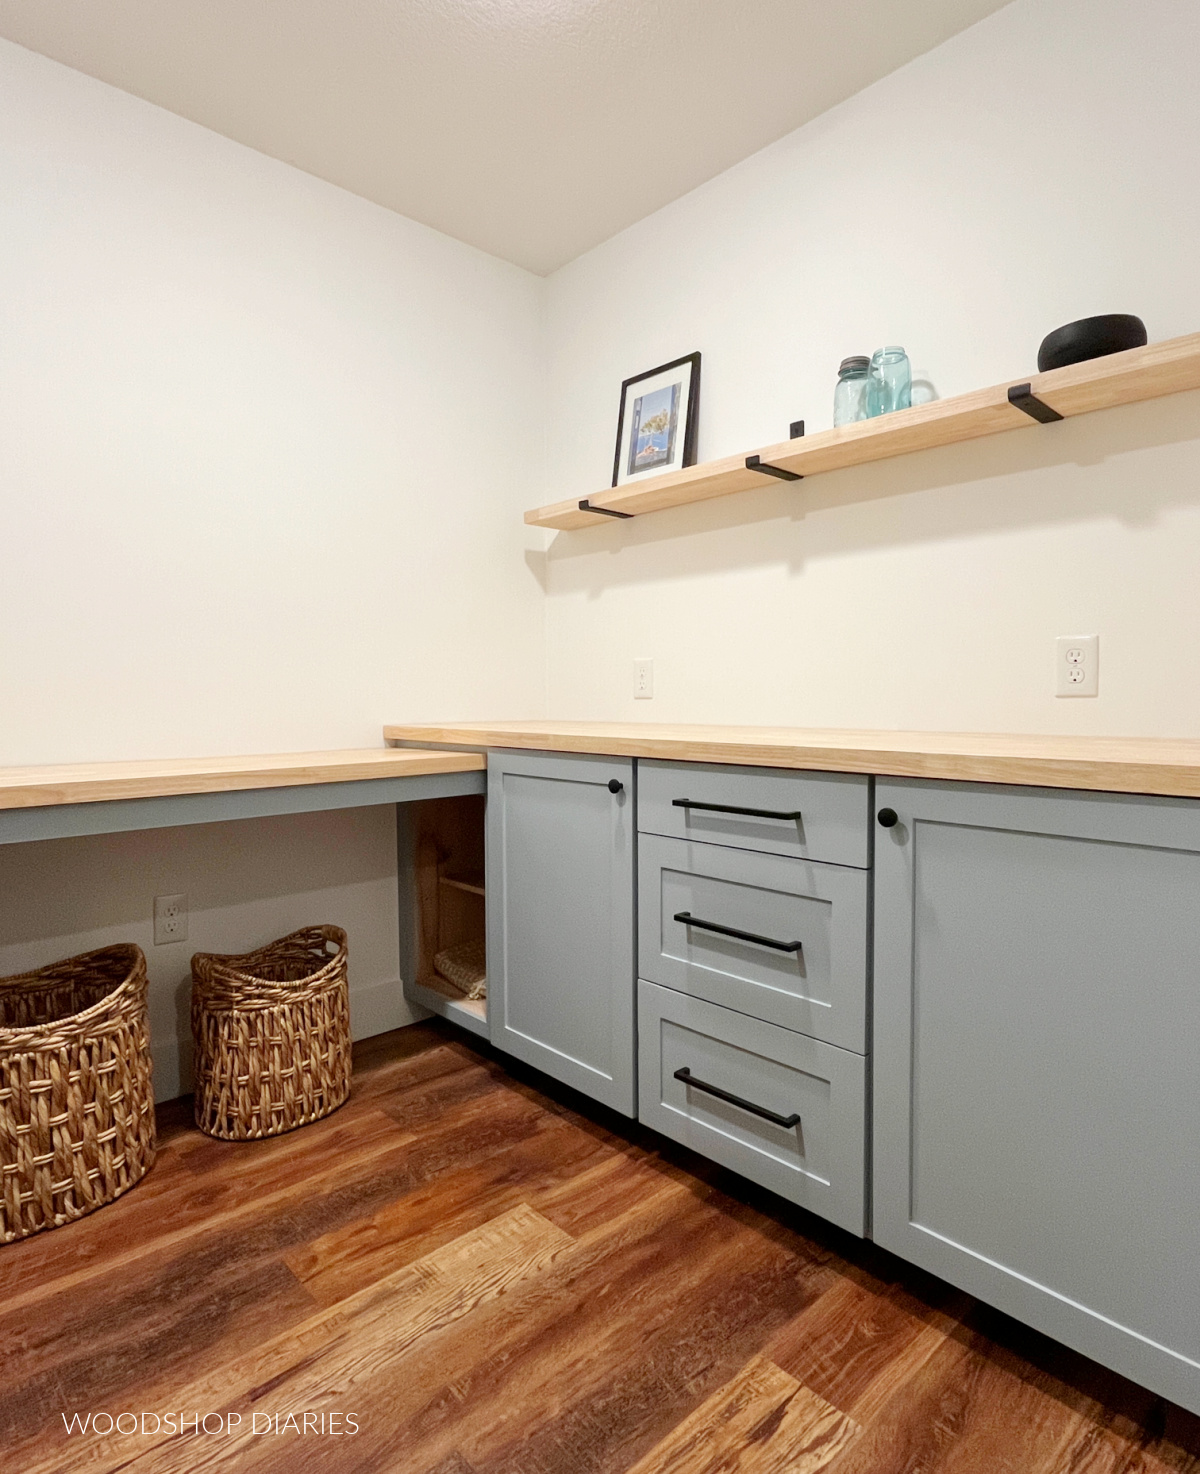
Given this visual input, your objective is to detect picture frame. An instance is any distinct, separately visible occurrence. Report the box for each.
[612,352,701,487]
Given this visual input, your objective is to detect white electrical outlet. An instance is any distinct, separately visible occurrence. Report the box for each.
[634,658,654,699]
[1056,635,1099,697]
[153,893,188,945]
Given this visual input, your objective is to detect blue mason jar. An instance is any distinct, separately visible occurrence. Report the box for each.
[833,356,872,426]
[867,346,912,416]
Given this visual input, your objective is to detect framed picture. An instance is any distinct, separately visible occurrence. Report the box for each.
[612,352,700,487]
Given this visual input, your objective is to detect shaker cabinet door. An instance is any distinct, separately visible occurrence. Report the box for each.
[487,749,636,1115]
[873,779,1200,1416]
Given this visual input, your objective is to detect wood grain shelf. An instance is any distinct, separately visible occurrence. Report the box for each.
[439,873,486,897]
[525,332,1200,531]
[408,973,488,1038]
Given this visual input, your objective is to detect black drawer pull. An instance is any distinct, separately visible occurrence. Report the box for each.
[674,912,802,954]
[673,799,802,822]
[674,1068,801,1129]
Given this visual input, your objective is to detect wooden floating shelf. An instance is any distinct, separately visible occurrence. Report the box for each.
[525,333,1200,532]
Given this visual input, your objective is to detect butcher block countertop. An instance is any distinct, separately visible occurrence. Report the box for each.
[383,721,1200,799]
[0,747,485,811]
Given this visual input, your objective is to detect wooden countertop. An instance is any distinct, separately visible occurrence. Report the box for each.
[383,721,1200,799]
[0,748,485,811]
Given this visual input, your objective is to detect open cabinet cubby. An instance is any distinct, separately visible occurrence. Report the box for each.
[402,793,488,1038]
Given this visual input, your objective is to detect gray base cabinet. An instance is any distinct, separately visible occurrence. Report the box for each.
[639,981,866,1233]
[479,745,1197,1415]
[487,749,636,1115]
[873,779,1200,1416]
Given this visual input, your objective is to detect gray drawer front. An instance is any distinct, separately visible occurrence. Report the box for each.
[637,760,870,868]
[638,981,866,1235]
[639,835,867,1052]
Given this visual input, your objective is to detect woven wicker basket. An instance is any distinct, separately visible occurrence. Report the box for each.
[191,925,351,1140]
[0,944,156,1245]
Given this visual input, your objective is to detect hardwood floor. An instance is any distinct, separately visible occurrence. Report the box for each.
[2,1022,1197,1474]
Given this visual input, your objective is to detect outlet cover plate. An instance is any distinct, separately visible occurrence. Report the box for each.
[153,893,188,945]
[1056,635,1098,697]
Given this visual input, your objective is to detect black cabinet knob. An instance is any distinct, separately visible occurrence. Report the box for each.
[608,779,624,794]
[877,807,899,828]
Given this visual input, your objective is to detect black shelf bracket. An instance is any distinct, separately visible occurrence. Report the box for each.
[578,498,634,519]
[790,420,805,439]
[1008,383,1064,423]
[745,454,803,482]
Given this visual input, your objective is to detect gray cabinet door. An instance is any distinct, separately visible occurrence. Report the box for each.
[487,749,636,1115]
[874,779,1200,1416]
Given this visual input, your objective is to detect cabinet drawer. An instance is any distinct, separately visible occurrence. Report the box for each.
[639,981,866,1234]
[638,760,870,868]
[639,834,867,1052]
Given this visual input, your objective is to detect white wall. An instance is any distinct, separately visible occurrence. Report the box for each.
[540,0,1200,738]
[0,37,546,766]
[0,38,546,1089]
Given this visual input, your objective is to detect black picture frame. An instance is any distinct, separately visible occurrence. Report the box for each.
[611,352,701,487]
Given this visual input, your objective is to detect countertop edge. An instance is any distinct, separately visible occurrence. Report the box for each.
[383,725,1200,800]
[0,748,486,811]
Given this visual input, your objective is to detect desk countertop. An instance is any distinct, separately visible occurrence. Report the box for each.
[383,721,1200,799]
[0,748,485,811]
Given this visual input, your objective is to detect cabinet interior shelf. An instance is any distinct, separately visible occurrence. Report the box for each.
[409,973,488,1035]
[525,332,1200,532]
[439,872,486,897]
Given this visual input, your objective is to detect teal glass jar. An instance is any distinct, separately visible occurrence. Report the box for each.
[867,346,912,416]
[833,356,871,427]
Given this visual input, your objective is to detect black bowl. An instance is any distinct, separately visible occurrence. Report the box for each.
[1037,314,1147,373]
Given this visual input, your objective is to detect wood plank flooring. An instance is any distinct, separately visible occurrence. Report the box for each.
[2,1023,1198,1474]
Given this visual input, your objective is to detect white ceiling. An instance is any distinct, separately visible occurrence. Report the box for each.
[0,0,1013,274]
